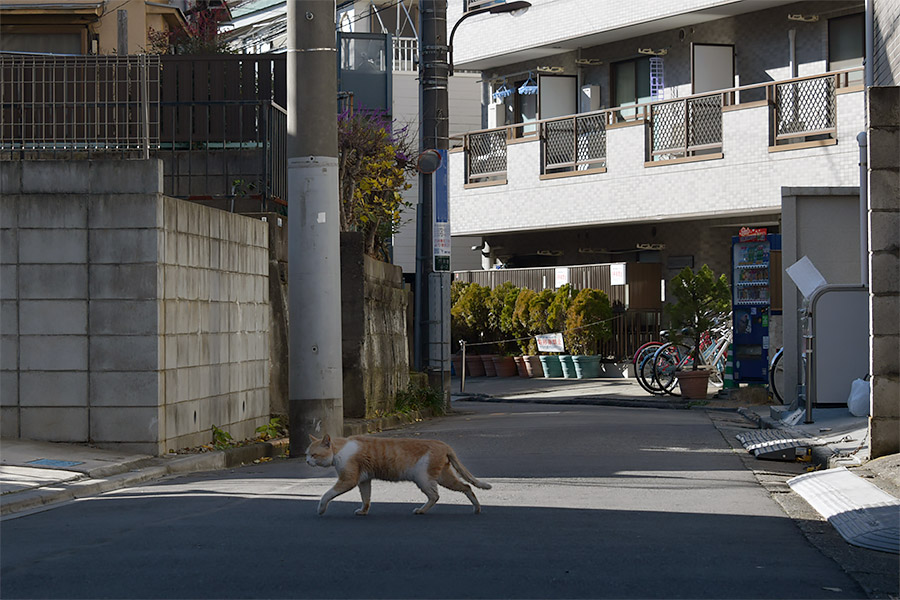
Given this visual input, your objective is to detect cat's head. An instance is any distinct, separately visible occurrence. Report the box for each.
[305,434,334,467]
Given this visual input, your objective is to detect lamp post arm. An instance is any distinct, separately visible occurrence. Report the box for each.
[448,9,484,76]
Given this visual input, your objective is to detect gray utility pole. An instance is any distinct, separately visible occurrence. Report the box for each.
[415,0,451,400]
[287,0,343,457]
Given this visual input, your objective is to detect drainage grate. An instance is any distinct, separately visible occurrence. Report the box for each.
[736,429,812,461]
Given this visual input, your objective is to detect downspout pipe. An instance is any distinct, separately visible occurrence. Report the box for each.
[858,132,869,286]
[865,0,874,89]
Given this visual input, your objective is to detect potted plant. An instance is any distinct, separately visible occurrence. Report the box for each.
[548,285,578,378]
[665,265,731,399]
[565,288,613,379]
[511,288,537,377]
[450,282,490,377]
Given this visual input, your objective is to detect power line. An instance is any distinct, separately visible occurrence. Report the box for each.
[336,0,406,31]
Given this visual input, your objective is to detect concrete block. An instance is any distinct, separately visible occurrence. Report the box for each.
[19,264,88,299]
[89,263,158,300]
[868,126,900,171]
[20,300,87,335]
[0,161,22,195]
[89,194,162,229]
[165,398,203,439]
[0,371,17,406]
[872,376,900,417]
[0,265,16,300]
[872,334,900,376]
[21,161,90,194]
[20,335,87,371]
[0,334,16,370]
[20,407,88,442]
[90,335,159,371]
[0,228,16,264]
[870,210,899,254]
[17,196,88,229]
[89,229,159,264]
[18,229,87,264]
[90,406,161,443]
[868,168,900,211]
[868,87,900,127]
[872,295,900,335]
[89,300,159,336]
[871,252,900,295]
[19,372,88,407]
[0,407,17,437]
[89,160,163,195]
[1,300,16,335]
[870,416,900,458]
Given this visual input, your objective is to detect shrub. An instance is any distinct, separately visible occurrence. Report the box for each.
[565,288,613,355]
[665,265,731,370]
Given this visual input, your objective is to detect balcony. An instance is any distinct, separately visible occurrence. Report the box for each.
[449,69,864,236]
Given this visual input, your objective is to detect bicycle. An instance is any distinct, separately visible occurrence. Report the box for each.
[768,347,785,404]
[632,336,667,394]
[644,327,732,396]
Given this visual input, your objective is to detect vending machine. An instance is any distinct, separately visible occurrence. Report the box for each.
[731,229,781,384]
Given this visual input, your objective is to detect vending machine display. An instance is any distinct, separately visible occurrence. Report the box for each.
[731,230,780,383]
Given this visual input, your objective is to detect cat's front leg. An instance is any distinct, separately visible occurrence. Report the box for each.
[318,477,358,515]
[355,479,371,516]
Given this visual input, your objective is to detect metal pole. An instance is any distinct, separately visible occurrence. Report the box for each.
[287,0,343,458]
[460,340,466,393]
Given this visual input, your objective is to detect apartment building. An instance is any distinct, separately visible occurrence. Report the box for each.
[447,0,868,284]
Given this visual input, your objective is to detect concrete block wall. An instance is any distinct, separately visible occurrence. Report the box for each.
[0,160,270,455]
[449,91,864,236]
[867,86,899,458]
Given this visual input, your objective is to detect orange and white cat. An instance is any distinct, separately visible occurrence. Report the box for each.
[305,434,491,515]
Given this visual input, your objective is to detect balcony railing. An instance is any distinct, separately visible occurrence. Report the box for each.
[460,68,861,185]
[393,37,418,72]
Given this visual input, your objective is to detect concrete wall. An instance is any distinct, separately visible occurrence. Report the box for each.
[341,232,410,419]
[874,0,900,86]
[867,86,899,458]
[0,160,270,455]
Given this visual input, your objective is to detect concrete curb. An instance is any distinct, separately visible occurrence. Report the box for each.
[1,438,290,518]
[454,394,694,410]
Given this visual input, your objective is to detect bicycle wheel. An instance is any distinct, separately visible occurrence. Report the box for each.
[769,347,785,404]
[637,354,664,394]
[653,343,691,396]
[632,342,662,372]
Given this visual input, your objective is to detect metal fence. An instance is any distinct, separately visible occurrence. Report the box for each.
[1,53,159,159]
[465,129,507,183]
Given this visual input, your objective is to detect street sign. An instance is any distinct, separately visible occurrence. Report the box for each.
[536,332,565,353]
[433,149,450,272]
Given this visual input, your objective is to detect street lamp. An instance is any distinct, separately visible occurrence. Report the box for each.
[449,1,531,75]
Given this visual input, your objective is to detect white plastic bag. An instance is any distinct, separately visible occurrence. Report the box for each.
[847,378,870,417]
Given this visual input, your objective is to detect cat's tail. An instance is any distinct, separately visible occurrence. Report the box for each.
[448,452,492,490]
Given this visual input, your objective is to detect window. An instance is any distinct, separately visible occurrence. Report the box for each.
[829,13,864,83]
[612,57,652,120]
[501,79,538,137]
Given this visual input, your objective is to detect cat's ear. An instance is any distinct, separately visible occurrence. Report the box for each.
[308,434,320,443]
[322,434,331,447]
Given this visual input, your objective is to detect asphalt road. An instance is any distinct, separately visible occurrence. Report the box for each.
[0,402,871,599]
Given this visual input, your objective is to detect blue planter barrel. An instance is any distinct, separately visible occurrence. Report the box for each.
[539,355,563,378]
[572,355,601,378]
[560,355,577,378]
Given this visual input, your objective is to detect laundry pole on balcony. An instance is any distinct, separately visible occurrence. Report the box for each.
[287,0,343,456]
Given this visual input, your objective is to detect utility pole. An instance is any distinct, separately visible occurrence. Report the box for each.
[287,0,343,457]
[415,0,451,401]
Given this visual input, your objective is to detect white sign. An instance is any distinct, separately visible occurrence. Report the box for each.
[535,333,565,353]
[611,263,626,286]
[785,255,828,299]
[555,268,569,288]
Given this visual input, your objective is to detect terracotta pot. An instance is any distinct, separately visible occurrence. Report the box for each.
[514,356,530,378]
[493,355,517,377]
[465,355,485,377]
[677,369,711,399]
[525,355,544,378]
[481,354,498,377]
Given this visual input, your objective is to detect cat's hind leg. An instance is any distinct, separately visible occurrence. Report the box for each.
[355,479,371,516]
[413,479,439,515]
[439,466,481,514]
